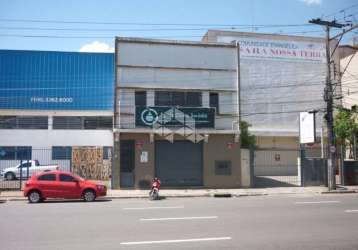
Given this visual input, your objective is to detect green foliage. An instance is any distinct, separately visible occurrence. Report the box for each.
[333,107,358,144]
[240,121,256,149]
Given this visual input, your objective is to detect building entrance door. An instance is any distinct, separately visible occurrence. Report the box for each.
[120,140,135,187]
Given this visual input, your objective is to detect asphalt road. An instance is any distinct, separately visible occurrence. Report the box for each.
[1,194,358,250]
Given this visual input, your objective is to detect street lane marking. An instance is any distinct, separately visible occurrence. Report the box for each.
[122,206,184,210]
[345,210,358,213]
[295,201,340,204]
[140,216,218,221]
[120,237,231,245]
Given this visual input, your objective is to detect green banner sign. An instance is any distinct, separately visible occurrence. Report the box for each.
[136,106,215,128]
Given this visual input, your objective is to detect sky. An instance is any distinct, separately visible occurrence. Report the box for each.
[0,0,357,52]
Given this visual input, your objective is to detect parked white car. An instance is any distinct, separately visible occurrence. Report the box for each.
[0,160,59,181]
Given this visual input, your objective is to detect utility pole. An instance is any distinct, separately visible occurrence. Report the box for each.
[308,18,346,190]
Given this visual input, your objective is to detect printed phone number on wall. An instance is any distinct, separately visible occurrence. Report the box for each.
[30,97,74,103]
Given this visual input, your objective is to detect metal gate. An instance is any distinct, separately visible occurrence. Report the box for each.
[155,140,203,187]
[253,149,300,187]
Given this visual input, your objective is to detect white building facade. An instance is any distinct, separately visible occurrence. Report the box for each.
[112,37,246,189]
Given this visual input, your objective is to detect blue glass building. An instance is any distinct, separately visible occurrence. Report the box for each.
[0,50,114,110]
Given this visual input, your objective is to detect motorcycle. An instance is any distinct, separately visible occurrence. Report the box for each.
[149,178,161,200]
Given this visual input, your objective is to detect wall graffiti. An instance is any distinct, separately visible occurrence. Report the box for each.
[72,147,111,180]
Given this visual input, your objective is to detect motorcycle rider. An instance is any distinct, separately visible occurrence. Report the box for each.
[149,177,161,200]
[151,177,161,189]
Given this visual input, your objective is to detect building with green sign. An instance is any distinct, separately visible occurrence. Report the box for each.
[113,37,245,189]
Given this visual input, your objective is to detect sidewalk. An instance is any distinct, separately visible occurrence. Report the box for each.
[1,186,357,201]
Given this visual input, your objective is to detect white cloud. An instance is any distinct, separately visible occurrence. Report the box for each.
[79,41,114,53]
[300,0,322,5]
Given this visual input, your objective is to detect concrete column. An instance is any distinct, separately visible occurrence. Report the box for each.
[112,133,120,189]
[240,149,252,187]
[147,90,155,106]
[202,91,209,107]
[48,116,53,130]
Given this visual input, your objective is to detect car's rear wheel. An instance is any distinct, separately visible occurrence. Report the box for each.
[5,172,15,181]
[83,190,96,202]
[28,191,42,203]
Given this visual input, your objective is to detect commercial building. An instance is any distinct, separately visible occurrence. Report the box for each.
[340,44,358,110]
[0,50,114,181]
[203,30,327,182]
[112,37,247,189]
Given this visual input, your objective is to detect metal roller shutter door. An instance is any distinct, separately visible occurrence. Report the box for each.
[155,141,203,186]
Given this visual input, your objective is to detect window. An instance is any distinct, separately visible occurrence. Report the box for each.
[186,92,202,107]
[155,91,202,107]
[84,116,112,129]
[215,161,232,175]
[172,92,185,106]
[103,147,112,160]
[17,116,48,129]
[0,116,16,129]
[38,174,56,181]
[155,91,171,106]
[53,116,112,129]
[210,93,219,114]
[53,116,82,129]
[135,91,147,107]
[16,147,32,160]
[0,146,31,160]
[52,147,72,160]
[0,116,48,129]
[59,174,77,182]
[0,147,15,160]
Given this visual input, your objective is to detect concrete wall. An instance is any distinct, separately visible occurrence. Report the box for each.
[0,129,113,148]
[203,134,240,188]
[203,30,326,136]
[256,136,298,149]
[341,51,358,109]
[117,41,236,70]
[117,133,241,188]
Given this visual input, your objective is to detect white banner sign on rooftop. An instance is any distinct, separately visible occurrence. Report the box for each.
[217,36,326,62]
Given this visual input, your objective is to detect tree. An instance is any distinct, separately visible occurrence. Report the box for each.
[333,107,358,158]
[240,121,256,149]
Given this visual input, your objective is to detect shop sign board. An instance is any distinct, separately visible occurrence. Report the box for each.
[136,106,215,128]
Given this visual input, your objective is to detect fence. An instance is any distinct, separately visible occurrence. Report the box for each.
[253,145,331,188]
[0,147,112,191]
[253,149,300,187]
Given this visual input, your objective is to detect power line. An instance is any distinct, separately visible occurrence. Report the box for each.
[0,18,314,27]
[0,26,323,33]
[324,3,358,18]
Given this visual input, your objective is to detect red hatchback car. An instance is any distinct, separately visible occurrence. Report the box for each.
[24,170,107,203]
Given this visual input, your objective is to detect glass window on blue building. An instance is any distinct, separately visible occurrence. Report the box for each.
[0,50,114,111]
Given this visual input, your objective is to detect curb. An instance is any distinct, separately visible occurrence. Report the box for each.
[2,190,357,202]
[321,190,357,194]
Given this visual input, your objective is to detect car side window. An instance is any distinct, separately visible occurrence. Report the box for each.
[18,162,31,169]
[59,174,77,182]
[38,174,56,181]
